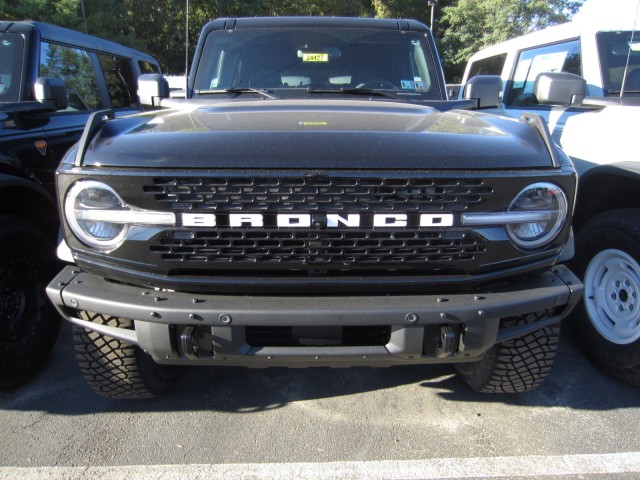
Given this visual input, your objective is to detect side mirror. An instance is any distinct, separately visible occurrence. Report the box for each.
[534,72,586,107]
[463,75,502,108]
[138,74,169,108]
[446,83,462,100]
[34,77,68,110]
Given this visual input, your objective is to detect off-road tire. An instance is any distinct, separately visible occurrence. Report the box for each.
[569,209,640,386]
[454,311,560,393]
[0,216,60,390]
[73,311,174,399]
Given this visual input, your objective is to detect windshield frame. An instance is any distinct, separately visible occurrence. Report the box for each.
[0,32,25,103]
[191,26,445,101]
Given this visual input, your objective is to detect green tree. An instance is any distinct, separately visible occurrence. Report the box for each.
[1,0,585,82]
[1,0,83,31]
[438,0,583,82]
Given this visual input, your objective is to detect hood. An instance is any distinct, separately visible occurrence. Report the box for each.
[82,99,554,170]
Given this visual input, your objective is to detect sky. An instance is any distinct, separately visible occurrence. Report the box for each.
[575,0,640,25]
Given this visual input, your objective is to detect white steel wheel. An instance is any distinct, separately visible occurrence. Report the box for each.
[569,209,640,386]
[584,249,640,345]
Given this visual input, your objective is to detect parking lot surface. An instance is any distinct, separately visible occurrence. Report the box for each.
[1,323,639,479]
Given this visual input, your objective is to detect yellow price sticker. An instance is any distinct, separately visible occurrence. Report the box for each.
[302,53,329,62]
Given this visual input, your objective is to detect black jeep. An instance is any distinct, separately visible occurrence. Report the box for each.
[47,17,583,398]
[0,20,160,389]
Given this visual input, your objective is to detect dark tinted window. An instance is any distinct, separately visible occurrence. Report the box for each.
[40,42,103,110]
[0,33,24,102]
[194,28,442,99]
[139,61,160,74]
[468,53,507,77]
[506,39,581,106]
[98,54,138,108]
[597,31,640,94]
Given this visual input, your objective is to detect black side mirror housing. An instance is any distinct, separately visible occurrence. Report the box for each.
[463,75,503,109]
[534,72,586,107]
[138,74,170,108]
[34,77,68,111]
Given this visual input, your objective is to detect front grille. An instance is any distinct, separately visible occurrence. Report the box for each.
[144,176,493,212]
[140,175,493,272]
[150,229,484,265]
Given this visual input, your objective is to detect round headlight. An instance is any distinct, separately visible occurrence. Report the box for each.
[65,181,128,249]
[507,183,568,249]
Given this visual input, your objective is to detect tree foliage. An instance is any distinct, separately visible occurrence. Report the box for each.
[438,0,583,81]
[1,0,583,78]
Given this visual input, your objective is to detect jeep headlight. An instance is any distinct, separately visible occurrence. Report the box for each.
[461,182,568,250]
[506,183,568,249]
[65,181,175,250]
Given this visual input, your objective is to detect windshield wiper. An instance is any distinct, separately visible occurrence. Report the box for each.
[307,87,398,99]
[194,88,277,99]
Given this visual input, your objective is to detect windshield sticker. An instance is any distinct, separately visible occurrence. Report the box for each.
[415,81,428,92]
[302,53,329,62]
[402,80,428,91]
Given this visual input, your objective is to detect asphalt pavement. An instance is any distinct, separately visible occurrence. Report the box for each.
[1,321,639,479]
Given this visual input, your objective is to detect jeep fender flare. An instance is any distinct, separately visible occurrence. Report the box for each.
[0,172,58,241]
[573,161,640,232]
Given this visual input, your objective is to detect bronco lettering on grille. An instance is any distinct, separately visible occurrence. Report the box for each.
[181,213,454,228]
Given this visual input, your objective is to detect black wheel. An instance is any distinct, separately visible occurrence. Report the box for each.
[73,311,174,399]
[454,311,560,393]
[0,216,60,390]
[568,209,640,386]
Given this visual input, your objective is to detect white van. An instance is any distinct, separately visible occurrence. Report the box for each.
[460,1,640,386]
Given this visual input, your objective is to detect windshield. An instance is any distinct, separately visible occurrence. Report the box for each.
[0,33,24,102]
[193,27,442,99]
[597,31,640,94]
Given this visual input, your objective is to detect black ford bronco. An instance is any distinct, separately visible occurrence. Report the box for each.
[46,17,583,399]
[0,21,160,389]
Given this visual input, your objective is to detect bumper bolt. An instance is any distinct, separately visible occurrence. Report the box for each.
[405,313,419,323]
[219,314,232,324]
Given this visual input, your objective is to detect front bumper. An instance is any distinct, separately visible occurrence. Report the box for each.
[46,265,583,367]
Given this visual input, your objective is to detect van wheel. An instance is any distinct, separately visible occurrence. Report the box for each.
[73,311,174,399]
[0,216,60,390]
[569,209,640,386]
[454,311,559,393]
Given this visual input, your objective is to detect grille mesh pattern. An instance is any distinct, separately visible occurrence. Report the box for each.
[144,176,492,268]
[150,229,484,265]
[144,176,493,212]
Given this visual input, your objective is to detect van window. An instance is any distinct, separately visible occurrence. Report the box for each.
[506,39,581,106]
[468,53,507,78]
[98,54,138,108]
[40,42,103,110]
[139,61,160,74]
